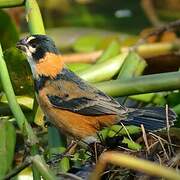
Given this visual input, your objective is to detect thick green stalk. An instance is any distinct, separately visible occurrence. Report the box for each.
[31,145,41,180]
[25,0,56,178]
[136,42,180,58]
[95,71,180,97]
[32,155,57,180]
[67,63,92,73]
[117,51,156,103]
[79,52,128,83]
[25,0,68,174]
[0,44,38,144]
[25,0,45,35]
[0,0,24,8]
[48,126,70,172]
[117,51,147,79]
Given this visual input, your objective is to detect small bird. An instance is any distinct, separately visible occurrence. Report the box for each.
[16,35,176,143]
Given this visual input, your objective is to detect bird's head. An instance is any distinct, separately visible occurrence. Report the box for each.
[16,34,59,60]
[16,35,64,79]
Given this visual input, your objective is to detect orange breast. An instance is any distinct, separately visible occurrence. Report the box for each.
[38,89,117,139]
[36,52,64,78]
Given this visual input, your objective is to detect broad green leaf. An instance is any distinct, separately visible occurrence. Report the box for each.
[73,34,103,52]
[110,125,141,135]
[118,51,147,79]
[67,63,92,73]
[98,128,110,140]
[3,48,34,96]
[97,40,120,63]
[130,93,155,102]
[130,93,166,105]
[0,120,16,179]
[0,11,33,96]
[96,35,120,50]
[0,10,19,49]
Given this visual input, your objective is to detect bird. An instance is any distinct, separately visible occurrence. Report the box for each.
[16,34,176,143]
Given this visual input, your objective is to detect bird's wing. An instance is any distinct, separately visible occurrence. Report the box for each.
[46,68,128,115]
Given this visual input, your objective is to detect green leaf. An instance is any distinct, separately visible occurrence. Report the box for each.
[48,126,70,172]
[0,10,19,49]
[0,120,16,179]
[3,48,34,96]
[130,93,166,105]
[118,51,147,79]
[98,128,110,140]
[97,40,120,63]
[96,35,120,50]
[73,34,103,52]
[110,125,141,135]
[67,63,92,73]
[122,137,141,151]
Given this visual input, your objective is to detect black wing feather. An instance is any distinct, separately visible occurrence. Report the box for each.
[47,68,127,116]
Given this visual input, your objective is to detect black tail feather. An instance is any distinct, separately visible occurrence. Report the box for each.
[122,107,177,131]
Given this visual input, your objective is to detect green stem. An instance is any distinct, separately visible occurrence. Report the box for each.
[79,52,128,83]
[117,51,150,103]
[25,0,45,35]
[0,44,38,144]
[25,0,68,176]
[67,63,92,73]
[95,71,180,97]
[97,40,120,63]
[32,155,56,180]
[25,0,45,178]
[31,145,41,180]
[136,42,180,58]
[48,125,70,172]
[91,151,180,180]
[0,0,24,8]
[117,51,147,79]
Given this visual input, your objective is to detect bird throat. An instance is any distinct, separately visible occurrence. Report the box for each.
[35,52,64,79]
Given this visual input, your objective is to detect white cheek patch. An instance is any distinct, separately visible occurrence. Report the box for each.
[23,45,32,57]
[24,45,36,58]
[23,46,38,79]
[28,45,36,53]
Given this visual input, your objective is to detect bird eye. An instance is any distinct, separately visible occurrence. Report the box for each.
[31,43,37,48]
[29,39,37,48]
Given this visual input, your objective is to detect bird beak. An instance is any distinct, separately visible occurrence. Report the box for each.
[16,39,27,52]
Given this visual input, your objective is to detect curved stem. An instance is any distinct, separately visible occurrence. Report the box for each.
[32,155,56,180]
[91,151,180,180]
[25,0,45,35]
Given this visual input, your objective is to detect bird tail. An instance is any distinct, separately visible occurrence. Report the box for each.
[122,107,176,131]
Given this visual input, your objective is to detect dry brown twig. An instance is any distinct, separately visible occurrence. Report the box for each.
[166,104,175,156]
[141,124,150,154]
